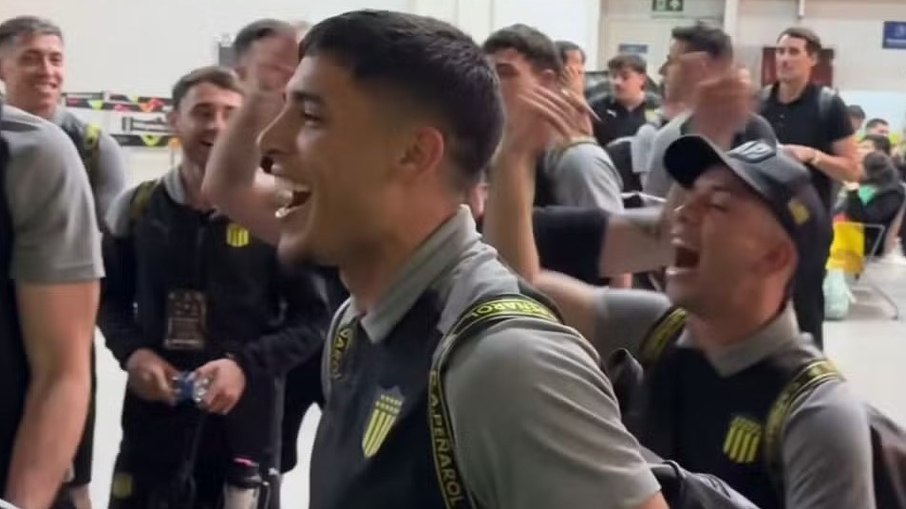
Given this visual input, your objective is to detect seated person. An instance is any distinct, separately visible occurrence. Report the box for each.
[840,152,906,255]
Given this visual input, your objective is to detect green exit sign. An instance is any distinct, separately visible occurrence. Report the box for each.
[652,0,684,13]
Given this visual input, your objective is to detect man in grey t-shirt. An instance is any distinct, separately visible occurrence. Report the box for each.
[482,24,624,212]
[0,15,127,228]
[0,103,102,509]
[485,120,875,507]
[643,23,777,198]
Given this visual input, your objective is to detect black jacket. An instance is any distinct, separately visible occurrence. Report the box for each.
[99,174,329,377]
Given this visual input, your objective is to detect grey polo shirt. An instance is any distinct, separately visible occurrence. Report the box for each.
[52,107,128,227]
[2,104,103,284]
[591,289,876,509]
[642,112,778,198]
[540,141,625,212]
[323,207,660,509]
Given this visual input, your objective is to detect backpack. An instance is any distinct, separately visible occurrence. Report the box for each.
[60,121,102,181]
[634,307,906,509]
[759,85,836,126]
[429,295,758,509]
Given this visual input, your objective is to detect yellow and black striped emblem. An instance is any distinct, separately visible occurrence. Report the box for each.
[723,416,763,464]
[225,223,250,248]
[362,388,404,458]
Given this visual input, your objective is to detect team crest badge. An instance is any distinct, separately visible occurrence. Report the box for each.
[723,415,763,464]
[362,387,404,458]
[225,223,250,248]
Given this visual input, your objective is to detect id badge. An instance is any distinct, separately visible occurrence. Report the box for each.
[164,290,207,351]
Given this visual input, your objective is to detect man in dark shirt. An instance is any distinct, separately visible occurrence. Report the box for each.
[101,66,328,508]
[592,54,660,147]
[759,27,859,348]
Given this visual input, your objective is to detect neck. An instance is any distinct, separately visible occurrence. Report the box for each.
[178,160,212,212]
[686,296,783,352]
[777,77,810,104]
[341,205,458,314]
[620,93,646,111]
[7,96,56,120]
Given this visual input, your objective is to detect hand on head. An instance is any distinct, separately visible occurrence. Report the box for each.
[238,32,298,94]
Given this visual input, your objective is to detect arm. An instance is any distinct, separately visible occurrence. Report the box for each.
[92,132,129,229]
[781,382,875,509]
[7,283,97,507]
[231,266,331,378]
[446,322,666,509]
[97,189,151,368]
[601,206,673,276]
[4,121,103,507]
[203,32,298,245]
[203,91,282,245]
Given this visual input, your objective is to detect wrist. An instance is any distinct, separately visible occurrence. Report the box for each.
[809,149,821,166]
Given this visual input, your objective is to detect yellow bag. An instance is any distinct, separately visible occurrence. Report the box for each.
[826,221,865,274]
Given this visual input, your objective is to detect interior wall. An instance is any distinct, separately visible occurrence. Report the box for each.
[598,0,725,73]
[0,0,602,98]
[736,0,906,93]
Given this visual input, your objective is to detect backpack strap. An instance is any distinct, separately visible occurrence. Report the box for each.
[638,307,688,369]
[817,86,837,127]
[82,123,102,176]
[429,293,561,509]
[129,179,160,221]
[763,359,843,487]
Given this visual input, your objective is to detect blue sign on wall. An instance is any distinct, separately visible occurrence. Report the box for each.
[618,43,649,55]
[882,21,906,50]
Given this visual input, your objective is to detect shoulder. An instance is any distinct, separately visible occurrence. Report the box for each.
[2,105,82,187]
[780,379,875,507]
[783,378,869,449]
[3,105,79,165]
[105,180,161,237]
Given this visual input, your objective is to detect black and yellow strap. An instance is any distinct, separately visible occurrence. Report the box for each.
[764,359,842,484]
[128,179,160,221]
[638,306,687,369]
[428,294,561,509]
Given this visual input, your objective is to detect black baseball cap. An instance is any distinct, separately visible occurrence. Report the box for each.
[663,135,830,272]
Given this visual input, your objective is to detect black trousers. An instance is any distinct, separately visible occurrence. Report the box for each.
[794,264,826,350]
[108,374,283,509]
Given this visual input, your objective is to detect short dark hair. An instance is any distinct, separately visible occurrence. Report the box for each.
[556,40,585,64]
[301,10,504,189]
[608,53,647,74]
[778,27,822,55]
[232,18,295,60]
[671,22,733,61]
[866,118,889,130]
[847,105,866,120]
[172,66,242,110]
[861,133,892,156]
[482,24,563,74]
[0,16,63,51]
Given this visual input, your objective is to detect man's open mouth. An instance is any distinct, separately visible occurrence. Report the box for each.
[673,244,701,270]
[274,177,312,219]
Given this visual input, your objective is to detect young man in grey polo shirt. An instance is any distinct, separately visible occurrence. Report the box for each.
[643,23,776,198]
[485,84,874,507]
[0,16,127,227]
[0,104,102,508]
[203,10,667,509]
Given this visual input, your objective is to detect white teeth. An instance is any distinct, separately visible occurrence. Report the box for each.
[275,188,293,206]
[275,206,292,219]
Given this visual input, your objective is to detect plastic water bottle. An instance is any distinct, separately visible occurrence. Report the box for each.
[223,458,261,509]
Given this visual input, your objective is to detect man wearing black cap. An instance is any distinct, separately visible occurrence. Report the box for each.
[486,87,875,507]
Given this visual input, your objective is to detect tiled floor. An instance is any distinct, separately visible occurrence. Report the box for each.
[87,153,906,506]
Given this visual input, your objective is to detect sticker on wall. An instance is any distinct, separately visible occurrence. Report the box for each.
[883,21,906,50]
